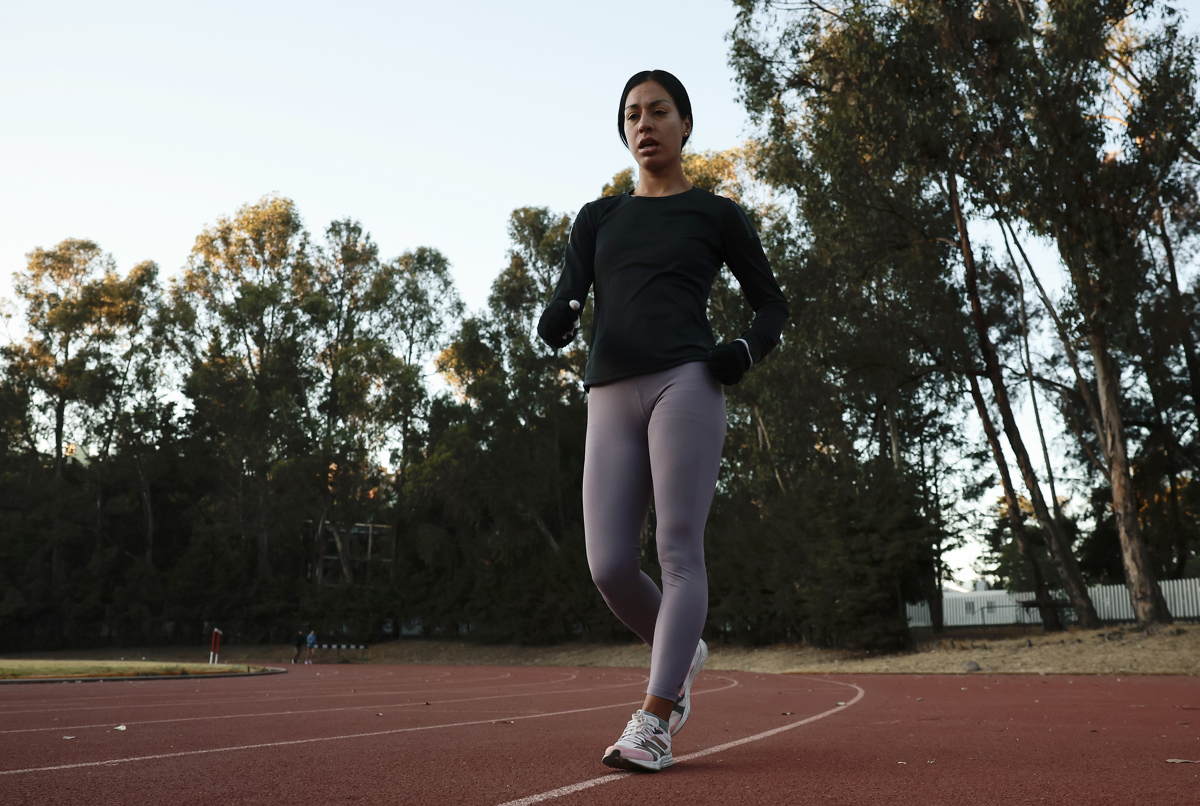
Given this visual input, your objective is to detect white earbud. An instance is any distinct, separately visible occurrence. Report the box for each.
[562,299,582,341]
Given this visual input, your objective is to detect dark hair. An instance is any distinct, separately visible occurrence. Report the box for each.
[618,69,692,149]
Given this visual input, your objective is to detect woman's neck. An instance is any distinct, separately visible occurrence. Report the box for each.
[633,164,692,197]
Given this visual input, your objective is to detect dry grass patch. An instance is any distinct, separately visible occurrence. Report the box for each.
[0,660,262,680]
[355,624,1200,676]
[4,624,1197,676]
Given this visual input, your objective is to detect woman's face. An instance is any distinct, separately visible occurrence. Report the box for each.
[623,80,691,174]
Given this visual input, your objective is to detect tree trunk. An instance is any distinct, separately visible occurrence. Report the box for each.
[526,507,561,555]
[1012,262,1063,522]
[887,403,902,470]
[966,370,1063,630]
[1168,470,1188,578]
[550,400,566,537]
[876,397,889,463]
[1156,207,1200,426]
[257,528,272,580]
[753,404,789,495]
[255,478,272,580]
[1141,340,1190,579]
[949,173,1099,628]
[1087,328,1171,626]
[94,484,105,554]
[54,396,66,480]
[918,435,945,633]
[51,394,67,592]
[328,522,355,584]
[1001,220,1107,450]
[137,456,154,567]
[930,584,945,633]
[312,508,327,589]
[930,539,945,633]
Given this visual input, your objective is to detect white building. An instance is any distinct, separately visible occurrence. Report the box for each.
[906,578,1200,628]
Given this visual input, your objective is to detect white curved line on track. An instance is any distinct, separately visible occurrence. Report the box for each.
[492,679,866,806]
[0,673,651,735]
[0,677,739,776]
[0,669,597,717]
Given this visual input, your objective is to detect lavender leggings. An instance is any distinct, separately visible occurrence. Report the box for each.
[583,361,726,701]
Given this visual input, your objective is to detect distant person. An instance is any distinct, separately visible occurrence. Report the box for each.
[537,70,787,772]
[291,629,305,664]
[305,629,317,664]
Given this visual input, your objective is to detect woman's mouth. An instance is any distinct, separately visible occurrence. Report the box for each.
[638,138,660,153]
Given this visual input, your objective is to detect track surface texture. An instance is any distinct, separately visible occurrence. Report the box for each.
[0,663,1196,805]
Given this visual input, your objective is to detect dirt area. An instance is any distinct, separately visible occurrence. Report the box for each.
[360,625,1200,676]
[4,623,1197,675]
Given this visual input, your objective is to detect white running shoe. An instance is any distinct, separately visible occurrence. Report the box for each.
[602,710,674,772]
[669,638,708,736]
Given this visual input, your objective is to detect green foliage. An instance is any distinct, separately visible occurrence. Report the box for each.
[601,168,635,197]
[730,0,1200,628]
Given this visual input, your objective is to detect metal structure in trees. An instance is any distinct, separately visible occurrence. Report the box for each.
[311,522,395,588]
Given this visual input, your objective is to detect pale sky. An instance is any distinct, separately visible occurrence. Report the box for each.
[0,1,753,313]
[4,1,1198,311]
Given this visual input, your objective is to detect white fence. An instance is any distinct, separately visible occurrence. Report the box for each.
[906,577,1200,628]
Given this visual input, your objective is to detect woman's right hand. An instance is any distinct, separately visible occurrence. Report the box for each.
[537,299,581,349]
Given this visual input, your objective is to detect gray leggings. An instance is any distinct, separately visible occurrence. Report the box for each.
[583,361,726,701]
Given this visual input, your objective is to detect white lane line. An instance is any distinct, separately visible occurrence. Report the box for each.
[0,669,599,717]
[492,679,865,806]
[0,678,739,776]
[0,674,651,735]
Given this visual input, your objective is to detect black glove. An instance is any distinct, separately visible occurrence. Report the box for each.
[537,299,581,349]
[707,339,753,385]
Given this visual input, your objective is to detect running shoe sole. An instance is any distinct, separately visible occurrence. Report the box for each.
[670,638,709,736]
[602,747,674,772]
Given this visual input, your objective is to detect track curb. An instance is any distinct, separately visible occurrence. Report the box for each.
[0,666,287,685]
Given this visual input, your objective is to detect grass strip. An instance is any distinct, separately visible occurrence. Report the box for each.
[0,660,264,680]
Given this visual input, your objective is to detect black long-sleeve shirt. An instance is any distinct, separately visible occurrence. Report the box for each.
[542,187,788,388]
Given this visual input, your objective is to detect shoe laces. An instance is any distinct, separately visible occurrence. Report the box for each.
[620,711,662,742]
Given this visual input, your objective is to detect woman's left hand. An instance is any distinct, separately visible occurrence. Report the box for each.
[706,340,753,385]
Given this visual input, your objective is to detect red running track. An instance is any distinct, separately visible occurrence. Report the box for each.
[0,663,1197,805]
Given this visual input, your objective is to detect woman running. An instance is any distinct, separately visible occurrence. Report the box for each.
[537,69,788,772]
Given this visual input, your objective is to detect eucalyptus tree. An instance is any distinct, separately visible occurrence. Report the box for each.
[376,246,463,518]
[733,0,1200,627]
[980,1,1200,625]
[8,241,157,477]
[171,195,313,580]
[4,238,159,635]
[302,219,390,583]
[729,0,1104,625]
[438,206,579,551]
[417,204,595,639]
[302,220,463,583]
[680,145,947,645]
